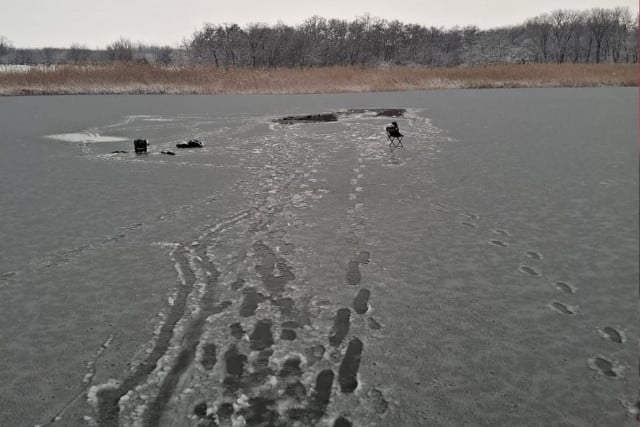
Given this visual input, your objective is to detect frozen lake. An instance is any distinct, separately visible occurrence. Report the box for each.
[0,89,637,426]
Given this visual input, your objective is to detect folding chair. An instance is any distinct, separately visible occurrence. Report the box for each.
[386,126,404,148]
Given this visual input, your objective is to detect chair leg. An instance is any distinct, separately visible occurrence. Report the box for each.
[387,136,404,148]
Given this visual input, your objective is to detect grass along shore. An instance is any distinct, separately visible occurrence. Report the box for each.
[0,63,636,95]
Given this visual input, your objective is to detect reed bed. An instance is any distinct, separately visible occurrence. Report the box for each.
[0,63,636,95]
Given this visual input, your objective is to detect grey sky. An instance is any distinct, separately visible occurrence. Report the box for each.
[1,0,637,48]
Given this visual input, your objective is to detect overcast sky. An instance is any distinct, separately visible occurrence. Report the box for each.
[1,0,637,48]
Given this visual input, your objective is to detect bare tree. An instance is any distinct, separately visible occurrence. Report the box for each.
[107,37,133,62]
[525,15,552,62]
[156,47,173,65]
[587,8,615,63]
[189,25,220,66]
[549,10,581,63]
[608,7,633,62]
[67,44,91,62]
[324,19,349,65]
[246,24,270,67]
[42,47,61,65]
[0,35,14,57]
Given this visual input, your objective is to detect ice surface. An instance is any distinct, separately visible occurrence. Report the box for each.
[0,89,637,426]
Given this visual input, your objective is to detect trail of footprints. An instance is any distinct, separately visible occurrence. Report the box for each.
[167,243,386,427]
[91,124,392,426]
[436,202,633,413]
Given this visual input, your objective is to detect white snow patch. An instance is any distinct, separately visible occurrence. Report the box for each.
[87,379,120,407]
[45,133,128,143]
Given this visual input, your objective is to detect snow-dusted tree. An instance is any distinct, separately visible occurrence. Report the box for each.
[67,44,91,62]
[0,35,14,57]
[107,38,133,62]
[587,8,616,63]
[549,9,581,63]
[608,7,633,63]
[525,14,552,62]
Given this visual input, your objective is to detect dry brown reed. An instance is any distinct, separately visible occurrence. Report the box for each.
[0,63,636,95]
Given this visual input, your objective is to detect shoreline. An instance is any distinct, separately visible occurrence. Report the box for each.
[0,63,636,96]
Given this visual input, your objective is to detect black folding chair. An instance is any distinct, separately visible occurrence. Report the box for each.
[386,126,404,148]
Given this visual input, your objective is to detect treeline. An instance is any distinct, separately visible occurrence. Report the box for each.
[0,7,637,67]
[0,37,177,65]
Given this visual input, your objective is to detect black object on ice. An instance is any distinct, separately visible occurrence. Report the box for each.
[176,139,203,148]
[161,150,175,155]
[111,150,127,154]
[385,121,403,148]
[133,139,148,153]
